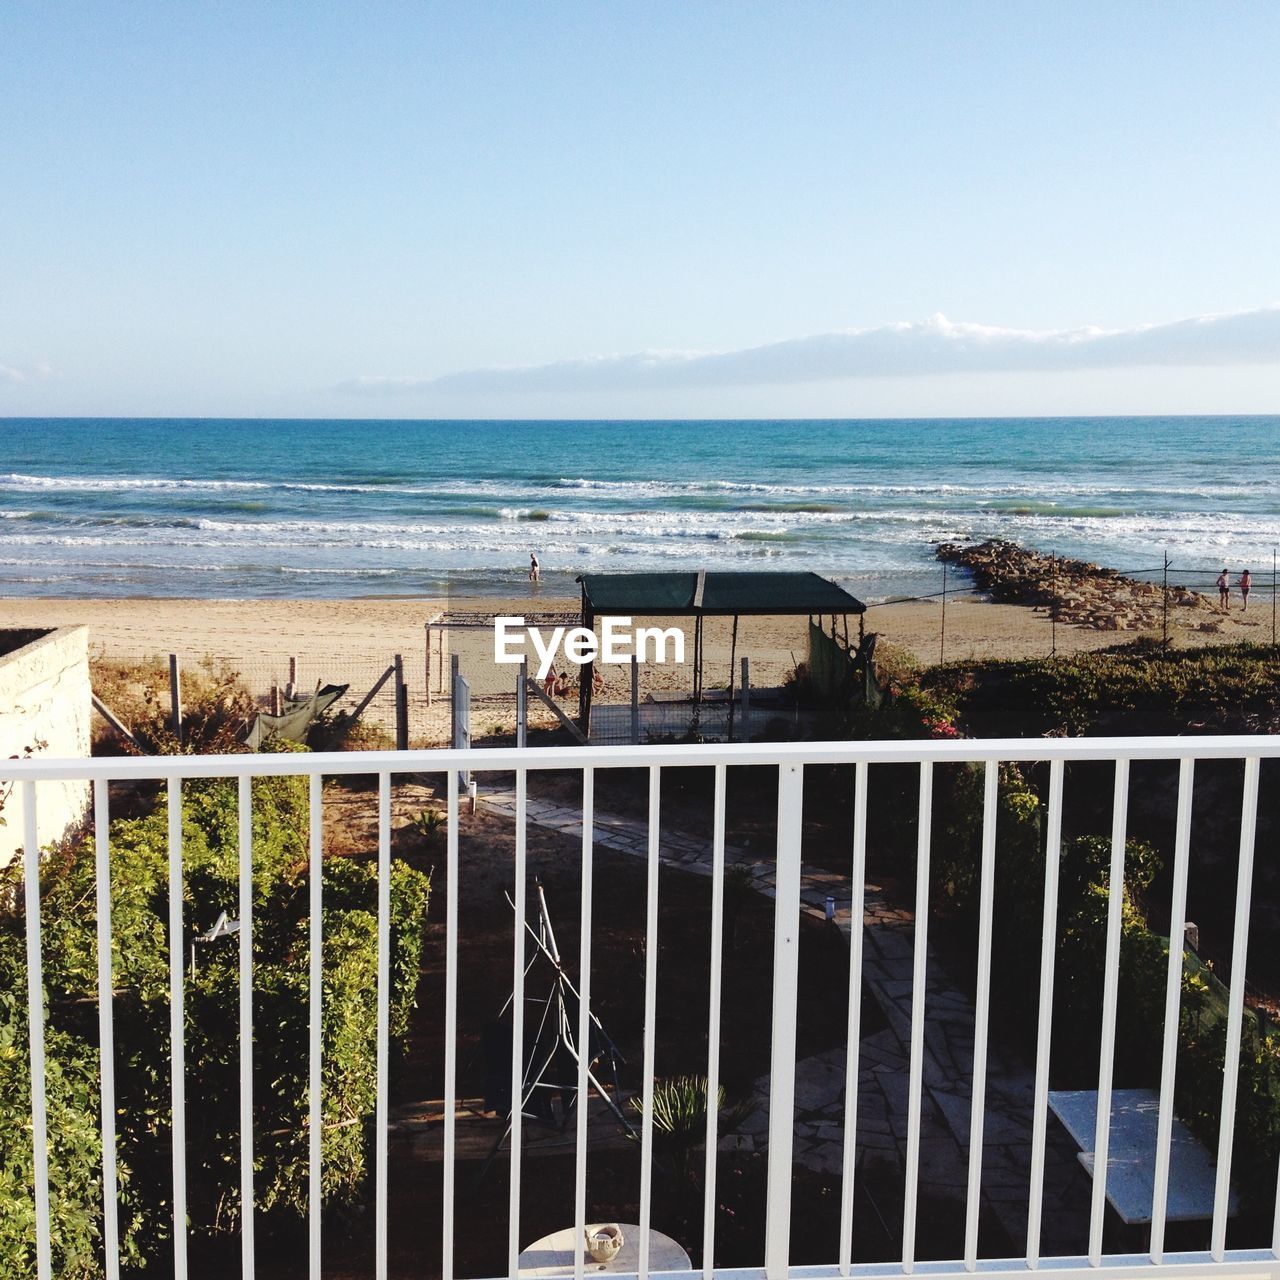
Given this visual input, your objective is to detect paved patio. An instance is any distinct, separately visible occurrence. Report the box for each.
[478,778,1094,1257]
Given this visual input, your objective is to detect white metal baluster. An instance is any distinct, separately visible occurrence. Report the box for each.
[1274,1138,1280,1259]
[574,768,595,1280]
[1088,759,1129,1267]
[1211,756,1260,1261]
[508,766,528,1280]
[1150,758,1194,1263]
[168,777,188,1280]
[638,767,661,1280]
[308,773,323,1280]
[838,760,869,1277]
[764,764,805,1280]
[93,779,120,1280]
[963,762,999,1271]
[239,773,255,1277]
[702,764,728,1278]
[1026,758,1064,1269]
[443,767,460,1280]
[23,780,53,1280]
[376,772,392,1280]
[902,761,933,1275]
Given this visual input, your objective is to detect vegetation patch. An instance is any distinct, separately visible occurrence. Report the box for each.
[0,771,430,1277]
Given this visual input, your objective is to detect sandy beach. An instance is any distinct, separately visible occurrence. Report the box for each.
[4,589,1270,744]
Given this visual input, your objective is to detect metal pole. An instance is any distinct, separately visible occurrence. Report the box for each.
[694,616,704,703]
[517,659,528,749]
[169,653,183,743]
[1051,552,1057,659]
[741,657,751,743]
[1162,551,1169,647]
[630,655,640,745]
[727,615,740,741]
[939,561,947,666]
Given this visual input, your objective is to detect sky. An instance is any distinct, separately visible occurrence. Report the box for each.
[2,1,1279,419]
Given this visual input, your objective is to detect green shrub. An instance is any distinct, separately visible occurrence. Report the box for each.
[923,642,1280,738]
[0,773,430,1275]
[944,811,1280,1211]
[91,656,258,755]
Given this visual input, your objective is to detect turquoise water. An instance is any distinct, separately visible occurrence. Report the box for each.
[0,417,1276,599]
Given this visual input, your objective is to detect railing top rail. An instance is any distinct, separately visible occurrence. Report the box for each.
[3,733,1280,782]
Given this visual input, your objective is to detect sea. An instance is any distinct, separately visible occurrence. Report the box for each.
[1,417,1277,602]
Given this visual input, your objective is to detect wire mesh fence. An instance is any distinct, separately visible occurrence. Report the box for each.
[83,551,1280,751]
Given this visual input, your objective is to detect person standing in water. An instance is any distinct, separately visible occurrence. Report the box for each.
[529,552,540,583]
[1217,568,1230,612]
[1240,568,1252,612]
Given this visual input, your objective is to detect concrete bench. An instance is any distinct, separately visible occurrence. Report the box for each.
[1048,1088,1238,1225]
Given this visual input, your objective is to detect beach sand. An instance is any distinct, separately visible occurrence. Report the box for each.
[3,590,1269,744]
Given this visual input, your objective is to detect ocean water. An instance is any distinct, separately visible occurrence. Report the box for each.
[0,417,1277,600]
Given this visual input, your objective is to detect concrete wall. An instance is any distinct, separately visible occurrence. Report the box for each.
[0,626,91,869]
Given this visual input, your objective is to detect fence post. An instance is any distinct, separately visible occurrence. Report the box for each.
[450,653,460,751]
[939,560,947,666]
[271,679,280,717]
[393,654,408,751]
[1051,551,1057,658]
[517,660,528,748]
[1162,550,1169,647]
[425,625,433,707]
[630,655,640,745]
[287,655,297,700]
[741,657,750,742]
[168,653,183,743]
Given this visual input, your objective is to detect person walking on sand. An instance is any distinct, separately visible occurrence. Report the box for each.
[529,552,540,583]
[1240,568,1252,612]
[1217,568,1230,612]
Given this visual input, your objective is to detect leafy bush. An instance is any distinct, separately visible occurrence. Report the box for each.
[0,773,430,1275]
[91,655,258,755]
[941,803,1280,1211]
[923,641,1280,738]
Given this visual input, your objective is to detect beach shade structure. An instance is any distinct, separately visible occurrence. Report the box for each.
[478,882,635,1177]
[574,569,866,728]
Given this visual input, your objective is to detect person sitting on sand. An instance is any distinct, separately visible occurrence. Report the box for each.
[1240,568,1252,612]
[1217,568,1230,612]
[529,552,540,583]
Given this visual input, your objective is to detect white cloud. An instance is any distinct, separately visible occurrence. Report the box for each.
[0,360,57,386]
[336,305,1280,396]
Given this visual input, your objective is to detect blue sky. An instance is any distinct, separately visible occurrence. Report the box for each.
[2,2,1279,418]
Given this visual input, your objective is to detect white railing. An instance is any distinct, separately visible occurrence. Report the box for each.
[4,736,1280,1280]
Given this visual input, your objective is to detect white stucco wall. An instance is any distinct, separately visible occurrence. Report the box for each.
[0,626,91,869]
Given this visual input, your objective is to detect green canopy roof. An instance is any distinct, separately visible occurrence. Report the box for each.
[577,570,865,617]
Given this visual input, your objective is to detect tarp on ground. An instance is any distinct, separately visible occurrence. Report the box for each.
[246,683,348,751]
[578,570,865,617]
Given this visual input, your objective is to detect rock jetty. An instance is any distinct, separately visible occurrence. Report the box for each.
[935,540,1221,633]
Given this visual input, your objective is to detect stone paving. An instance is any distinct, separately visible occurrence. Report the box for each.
[478,780,1093,1257]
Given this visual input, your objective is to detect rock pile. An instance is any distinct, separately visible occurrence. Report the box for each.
[934,539,1221,633]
